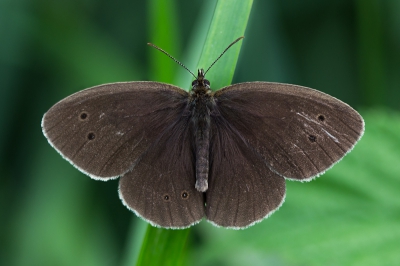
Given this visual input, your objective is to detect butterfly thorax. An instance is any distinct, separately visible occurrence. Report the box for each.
[189,69,214,192]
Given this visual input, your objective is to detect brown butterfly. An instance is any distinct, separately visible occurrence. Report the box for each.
[42,37,364,229]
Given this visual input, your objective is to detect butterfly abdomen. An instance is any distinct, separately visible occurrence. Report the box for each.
[191,86,213,193]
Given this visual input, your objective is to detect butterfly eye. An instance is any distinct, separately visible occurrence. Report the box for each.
[79,112,89,121]
[163,194,170,202]
[317,114,325,122]
[181,191,189,200]
[87,132,95,140]
[308,135,317,143]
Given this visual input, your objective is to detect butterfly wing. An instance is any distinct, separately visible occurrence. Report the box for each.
[43,81,205,227]
[212,82,365,181]
[119,116,205,228]
[42,82,190,180]
[206,116,286,228]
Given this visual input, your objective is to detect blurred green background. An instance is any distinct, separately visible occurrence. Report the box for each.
[1,0,400,265]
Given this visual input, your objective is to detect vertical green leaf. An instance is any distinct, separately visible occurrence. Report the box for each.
[173,0,217,89]
[197,0,253,90]
[136,227,190,266]
[148,0,181,83]
[135,1,253,266]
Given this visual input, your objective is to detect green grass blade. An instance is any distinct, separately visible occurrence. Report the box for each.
[135,1,253,266]
[197,0,253,90]
[136,227,190,266]
[148,0,181,83]
[173,0,217,89]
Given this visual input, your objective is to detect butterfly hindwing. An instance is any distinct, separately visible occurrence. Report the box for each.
[119,115,205,228]
[206,115,286,228]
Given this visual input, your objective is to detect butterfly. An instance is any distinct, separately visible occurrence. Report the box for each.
[42,37,364,229]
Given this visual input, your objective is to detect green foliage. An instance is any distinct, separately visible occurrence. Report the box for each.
[136,227,190,266]
[1,0,399,265]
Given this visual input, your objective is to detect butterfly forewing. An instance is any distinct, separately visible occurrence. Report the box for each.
[42,82,189,180]
[213,82,365,181]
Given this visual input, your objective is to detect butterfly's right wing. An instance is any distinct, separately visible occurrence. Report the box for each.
[206,81,363,228]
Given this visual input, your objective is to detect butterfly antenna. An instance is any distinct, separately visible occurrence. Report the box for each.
[147,43,197,79]
[204,36,244,75]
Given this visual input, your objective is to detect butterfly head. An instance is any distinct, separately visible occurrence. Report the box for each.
[191,69,211,94]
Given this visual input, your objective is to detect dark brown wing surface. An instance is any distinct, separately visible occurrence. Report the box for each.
[119,116,205,228]
[213,82,364,181]
[42,82,189,180]
[206,115,286,228]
